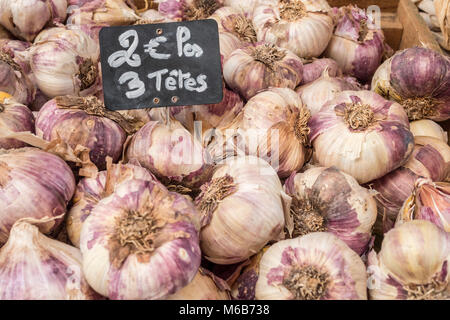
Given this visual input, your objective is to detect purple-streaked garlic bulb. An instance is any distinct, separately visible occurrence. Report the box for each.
[67,0,139,28]
[253,0,333,59]
[369,136,450,234]
[166,268,230,300]
[126,118,213,190]
[231,247,267,300]
[410,120,448,143]
[223,42,303,100]
[159,0,223,21]
[397,179,450,232]
[255,232,368,300]
[35,96,128,170]
[368,220,449,300]
[0,0,67,42]
[196,156,291,265]
[223,0,269,19]
[284,167,377,255]
[372,47,450,121]
[0,42,36,105]
[218,32,243,61]
[210,6,257,44]
[0,219,100,300]
[67,162,158,248]
[324,5,386,83]
[300,58,342,85]
[80,179,202,300]
[0,98,35,149]
[0,148,75,244]
[29,27,100,98]
[309,90,414,184]
[212,88,310,178]
[296,70,361,116]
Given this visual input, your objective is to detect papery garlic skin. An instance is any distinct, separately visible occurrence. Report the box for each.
[223,0,269,18]
[253,0,333,59]
[284,167,377,255]
[80,179,201,300]
[0,148,75,244]
[166,268,230,300]
[218,32,243,61]
[0,98,35,149]
[410,120,448,143]
[324,5,386,83]
[368,220,449,300]
[309,90,414,184]
[372,47,450,121]
[67,162,158,248]
[196,156,291,265]
[126,119,213,189]
[159,0,222,21]
[369,136,450,234]
[211,6,257,44]
[29,28,100,98]
[255,233,368,300]
[300,58,342,85]
[0,0,67,42]
[397,179,450,232]
[139,8,174,23]
[0,220,99,300]
[296,71,361,116]
[223,42,303,100]
[36,97,127,170]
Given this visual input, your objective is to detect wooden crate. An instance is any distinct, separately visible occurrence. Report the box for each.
[329,0,449,142]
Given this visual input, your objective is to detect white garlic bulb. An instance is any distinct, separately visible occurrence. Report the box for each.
[255,232,368,300]
[0,219,100,300]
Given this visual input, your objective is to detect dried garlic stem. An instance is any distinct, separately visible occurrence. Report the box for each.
[279,0,307,22]
[251,44,287,70]
[233,16,257,43]
[339,103,375,130]
[78,59,98,90]
[358,19,369,41]
[197,175,236,225]
[167,184,193,195]
[293,108,311,145]
[185,0,219,20]
[0,51,20,71]
[283,266,330,300]
[401,97,438,121]
[405,277,449,300]
[290,196,327,237]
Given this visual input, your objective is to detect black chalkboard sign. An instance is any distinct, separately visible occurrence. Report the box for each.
[99,19,223,111]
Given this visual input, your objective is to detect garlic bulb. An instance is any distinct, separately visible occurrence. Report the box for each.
[397,179,450,232]
[309,90,414,184]
[67,162,158,248]
[0,98,35,149]
[0,0,67,42]
[324,5,386,83]
[255,232,368,300]
[36,96,128,170]
[213,88,310,178]
[166,268,230,300]
[253,0,333,59]
[218,32,243,60]
[368,220,449,300]
[0,148,75,244]
[223,42,303,101]
[29,27,100,98]
[80,179,202,299]
[139,8,174,23]
[126,118,213,190]
[211,6,257,44]
[284,167,377,255]
[296,70,361,116]
[158,0,222,21]
[300,58,343,85]
[369,136,450,234]
[196,156,291,264]
[0,43,36,105]
[223,0,268,18]
[410,120,448,143]
[68,0,139,27]
[0,219,100,300]
[372,47,450,121]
